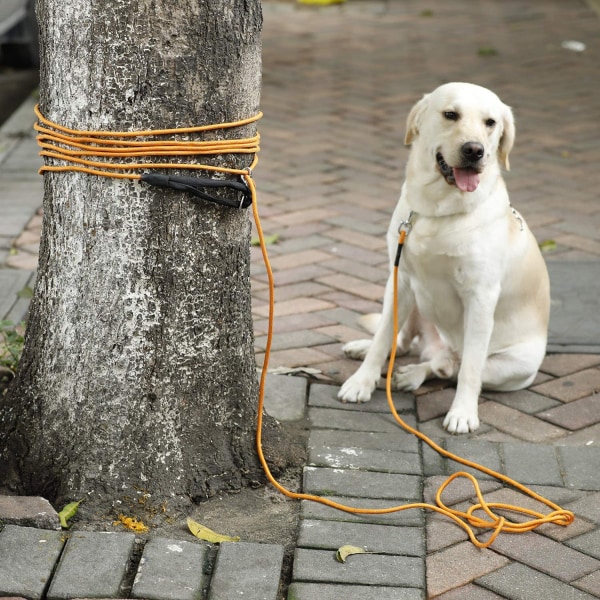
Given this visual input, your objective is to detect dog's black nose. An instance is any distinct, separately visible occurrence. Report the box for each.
[461,142,485,163]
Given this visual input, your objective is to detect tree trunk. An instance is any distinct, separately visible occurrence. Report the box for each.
[0,0,264,511]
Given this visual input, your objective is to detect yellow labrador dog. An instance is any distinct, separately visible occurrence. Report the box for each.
[338,82,549,434]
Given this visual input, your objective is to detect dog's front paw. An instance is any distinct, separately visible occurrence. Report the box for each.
[393,363,428,391]
[342,339,372,361]
[337,372,378,403]
[443,409,480,434]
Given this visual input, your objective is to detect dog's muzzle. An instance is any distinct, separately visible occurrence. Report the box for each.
[436,151,481,193]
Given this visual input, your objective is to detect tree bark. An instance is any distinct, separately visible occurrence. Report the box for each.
[0,0,264,510]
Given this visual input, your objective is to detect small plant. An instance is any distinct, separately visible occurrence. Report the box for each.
[0,320,25,385]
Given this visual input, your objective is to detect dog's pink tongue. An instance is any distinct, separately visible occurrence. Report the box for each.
[453,167,480,192]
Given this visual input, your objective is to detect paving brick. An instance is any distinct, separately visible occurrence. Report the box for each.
[537,394,600,431]
[0,525,64,600]
[256,346,334,369]
[416,388,455,422]
[426,541,510,598]
[308,428,419,454]
[131,537,208,600]
[207,542,283,600]
[564,491,600,524]
[489,530,600,583]
[316,273,384,301]
[481,388,561,414]
[308,407,411,434]
[287,582,422,600]
[477,402,565,442]
[303,466,421,501]
[531,369,600,403]
[566,528,600,561]
[477,562,598,600]
[538,514,596,542]
[558,446,600,491]
[0,495,60,530]
[297,519,424,557]
[293,548,423,588]
[309,384,414,414]
[253,296,335,319]
[502,443,563,486]
[573,569,600,598]
[308,446,421,475]
[46,531,136,600]
[541,354,600,377]
[444,439,503,481]
[263,373,307,421]
[434,583,505,599]
[256,329,334,352]
[267,249,331,272]
[300,496,424,527]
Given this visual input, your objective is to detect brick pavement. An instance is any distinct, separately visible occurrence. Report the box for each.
[1,0,600,598]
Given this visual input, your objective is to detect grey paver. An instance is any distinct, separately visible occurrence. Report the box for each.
[131,537,209,600]
[566,528,600,561]
[0,495,60,530]
[489,531,600,583]
[0,270,32,320]
[444,439,503,481]
[0,525,64,600]
[297,519,424,557]
[287,582,424,600]
[308,429,419,454]
[309,384,414,414]
[300,496,424,527]
[559,446,600,491]
[46,531,135,600]
[502,443,563,486]
[547,262,600,353]
[263,373,307,421]
[207,541,283,600]
[303,466,421,500]
[293,548,424,588]
[477,562,598,600]
[309,407,415,434]
[308,446,421,475]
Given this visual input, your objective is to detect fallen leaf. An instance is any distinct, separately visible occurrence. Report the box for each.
[58,499,83,529]
[478,46,498,57]
[336,545,371,563]
[113,514,149,533]
[539,239,557,252]
[187,517,240,543]
[17,286,34,299]
[251,233,280,247]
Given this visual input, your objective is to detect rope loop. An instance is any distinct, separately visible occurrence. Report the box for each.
[34,104,261,181]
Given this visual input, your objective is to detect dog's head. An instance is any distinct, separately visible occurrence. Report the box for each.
[404,82,515,193]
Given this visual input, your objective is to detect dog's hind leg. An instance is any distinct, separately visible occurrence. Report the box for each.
[482,340,546,392]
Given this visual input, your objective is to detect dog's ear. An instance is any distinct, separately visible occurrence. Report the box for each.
[405,94,430,145]
[498,104,515,170]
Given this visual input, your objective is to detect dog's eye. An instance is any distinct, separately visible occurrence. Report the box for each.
[443,111,459,121]
[485,118,497,128]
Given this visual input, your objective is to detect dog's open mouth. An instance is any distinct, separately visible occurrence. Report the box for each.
[436,152,480,193]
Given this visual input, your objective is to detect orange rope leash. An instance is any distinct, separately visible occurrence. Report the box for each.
[36,107,574,549]
[34,104,261,179]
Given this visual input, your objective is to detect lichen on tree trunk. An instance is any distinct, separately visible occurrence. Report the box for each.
[0,0,265,510]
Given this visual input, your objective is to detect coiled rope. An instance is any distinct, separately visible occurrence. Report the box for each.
[36,106,574,549]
